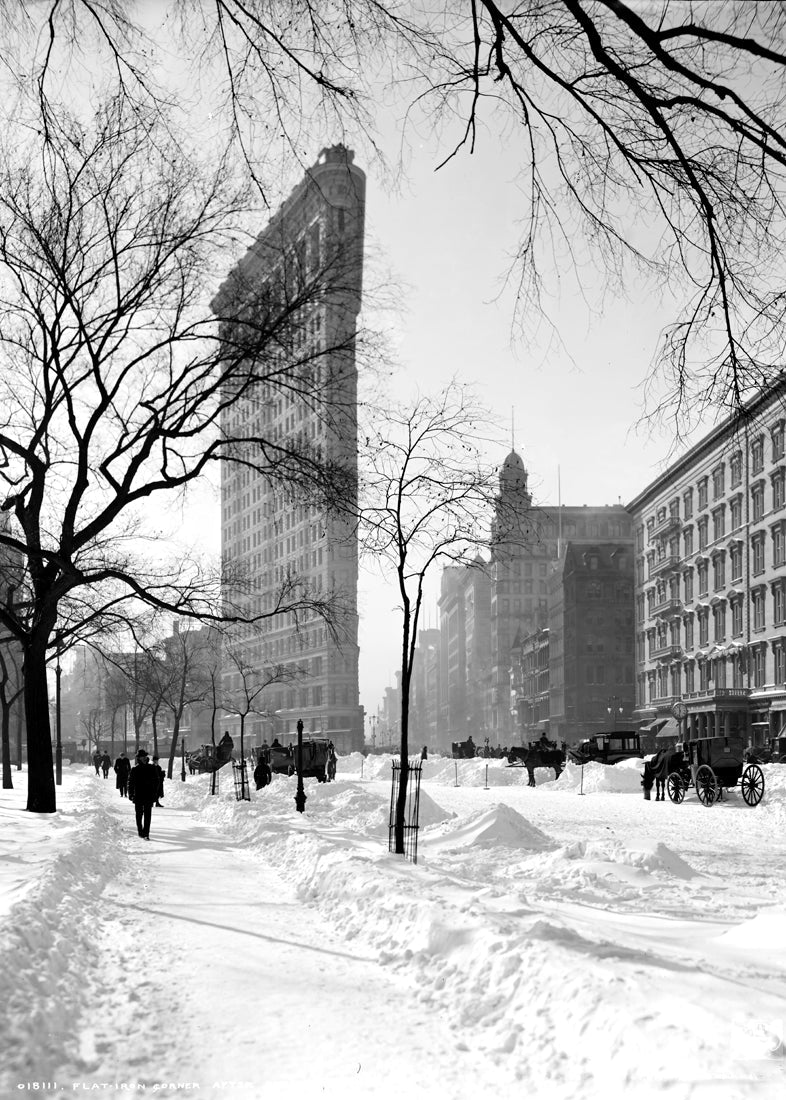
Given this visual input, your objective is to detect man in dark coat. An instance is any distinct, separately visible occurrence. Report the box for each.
[101,752,111,778]
[151,755,165,807]
[93,750,102,775]
[128,750,159,839]
[114,752,131,798]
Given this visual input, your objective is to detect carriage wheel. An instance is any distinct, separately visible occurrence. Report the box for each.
[666,772,685,804]
[696,765,718,806]
[741,764,765,806]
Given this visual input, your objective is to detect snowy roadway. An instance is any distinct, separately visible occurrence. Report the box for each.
[2,755,786,1099]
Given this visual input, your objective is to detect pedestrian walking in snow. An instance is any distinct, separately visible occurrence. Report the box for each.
[151,755,165,807]
[93,751,102,775]
[128,750,159,839]
[114,752,131,798]
[101,752,111,778]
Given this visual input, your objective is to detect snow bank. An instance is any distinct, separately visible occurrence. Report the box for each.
[0,769,130,1080]
[423,803,554,853]
[552,758,644,793]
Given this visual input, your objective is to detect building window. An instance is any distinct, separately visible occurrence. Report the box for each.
[698,609,709,646]
[752,532,766,575]
[752,587,766,631]
[773,581,786,626]
[730,495,743,531]
[698,561,709,597]
[712,507,725,542]
[715,657,726,689]
[730,543,743,581]
[772,468,786,511]
[712,465,725,501]
[699,660,710,691]
[684,615,694,649]
[698,477,708,511]
[683,489,694,519]
[732,656,744,689]
[772,421,785,462]
[752,482,766,523]
[775,641,786,684]
[684,569,694,603]
[712,553,726,591]
[698,517,708,550]
[683,526,694,557]
[772,521,786,568]
[752,645,765,687]
[730,451,743,488]
[731,597,743,637]
[685,662,695,693]
[752,436,765,475]
[713,604,726,642]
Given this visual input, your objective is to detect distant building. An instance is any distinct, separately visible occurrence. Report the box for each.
[409,628,440,748]
[212,146,366,754]
[489,448,634,743]
[437,562,491,751]
[628,377,786,748]
[547,541,635,745]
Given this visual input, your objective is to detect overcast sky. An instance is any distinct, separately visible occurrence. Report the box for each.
[350,114,698,720]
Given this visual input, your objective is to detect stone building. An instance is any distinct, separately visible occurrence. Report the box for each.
[547,541,635,745]
[628,377,786,748]
[212,146,366,754]
[488,448,634,744]
[437,562,491,751]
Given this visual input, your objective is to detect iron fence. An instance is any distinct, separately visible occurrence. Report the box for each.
[388,759,423,864]
[232,759,250,802]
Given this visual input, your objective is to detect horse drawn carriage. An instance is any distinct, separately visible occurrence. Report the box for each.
[661,732,765,807]
[568,731,642,767]
[451,738,477,759]
[507,739,565,786]
[256,737,335,783]
[187,732,234,774]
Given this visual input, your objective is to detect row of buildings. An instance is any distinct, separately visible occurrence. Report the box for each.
[214,146,786,760]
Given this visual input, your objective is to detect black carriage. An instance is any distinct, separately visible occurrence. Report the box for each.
[451,738,477,759]
[568,731,642,766]
[258,737,333,782]
[187,732,234,774]
[666,733,765,807]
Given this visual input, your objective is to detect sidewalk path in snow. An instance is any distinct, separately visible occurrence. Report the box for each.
[56,779,515,1100]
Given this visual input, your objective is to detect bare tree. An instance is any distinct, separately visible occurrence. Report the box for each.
[6,1,786,420]
[222,645,304,766]
[0,95,360,813]
[360,382,502,854]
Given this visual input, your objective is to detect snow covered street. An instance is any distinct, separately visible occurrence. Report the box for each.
[2,755,786,1099]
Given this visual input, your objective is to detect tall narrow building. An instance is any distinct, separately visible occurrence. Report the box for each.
[212,146,366,754]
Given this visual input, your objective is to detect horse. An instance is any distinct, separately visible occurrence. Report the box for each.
[641,748,681,800]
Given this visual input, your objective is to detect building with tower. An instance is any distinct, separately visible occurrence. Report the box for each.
[212,146,366,754]
[489,449,634,744]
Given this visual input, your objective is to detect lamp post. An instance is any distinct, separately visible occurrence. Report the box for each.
[55,632,62,786]
[181,737,186,781]
[295,718,306,814]
[607,695,623,732]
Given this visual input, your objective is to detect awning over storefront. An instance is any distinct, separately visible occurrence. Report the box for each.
[655,718,679,739]
[640,719,667,734]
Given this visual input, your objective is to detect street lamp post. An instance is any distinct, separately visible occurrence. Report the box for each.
[55,633,62,786]
[181,737,186,781]
[607,695,623,732]
[295,718,306,814]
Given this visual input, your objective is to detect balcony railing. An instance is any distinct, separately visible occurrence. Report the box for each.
[650,555,680,577]
[652,598,683,618]
[651,644,683,660]
[683,687,751,700]
[652,514,681,538]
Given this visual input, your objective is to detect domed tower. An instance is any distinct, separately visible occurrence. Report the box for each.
[491,449,533,557]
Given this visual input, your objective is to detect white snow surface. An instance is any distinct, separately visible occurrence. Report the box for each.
[1,754,786,1099]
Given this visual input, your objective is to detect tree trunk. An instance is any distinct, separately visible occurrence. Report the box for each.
[151,709,159,757]
[394,654,411,854]
[1,699,12,789]
[166,714,181,779]
[24,638,56,813]
[16,703,23,771]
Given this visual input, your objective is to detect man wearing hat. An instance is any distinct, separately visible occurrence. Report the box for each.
[128,750,159,839]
